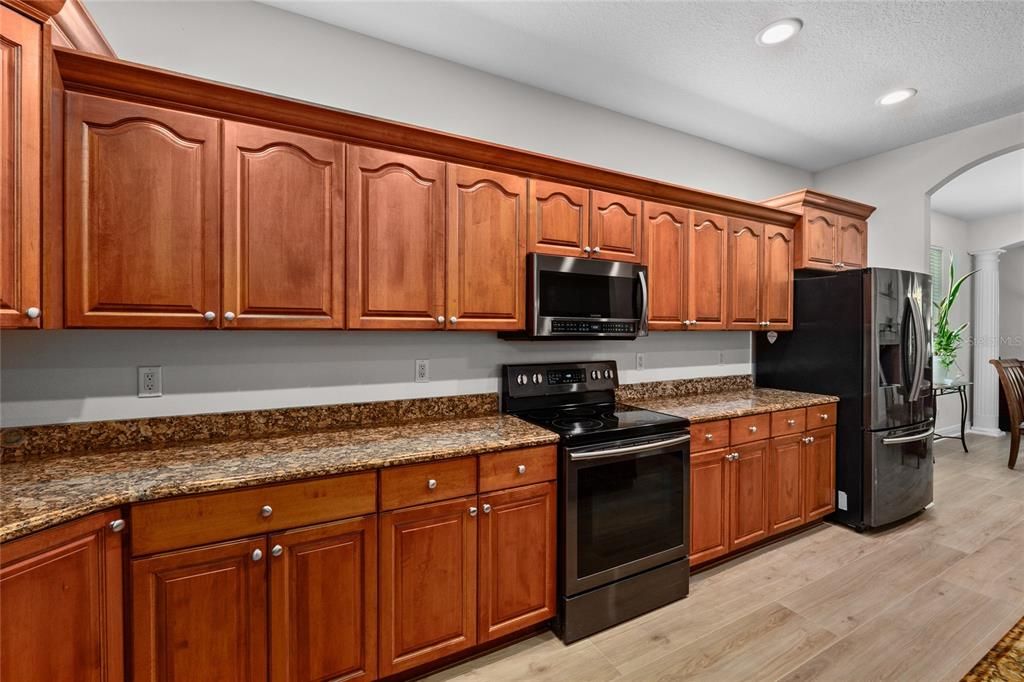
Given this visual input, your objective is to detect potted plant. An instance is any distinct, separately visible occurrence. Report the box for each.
[932,261,976,385]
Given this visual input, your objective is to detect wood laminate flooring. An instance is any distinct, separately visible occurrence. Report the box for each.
[426,433,1024,681]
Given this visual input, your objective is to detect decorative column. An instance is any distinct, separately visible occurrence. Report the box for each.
[970,249,1005,436]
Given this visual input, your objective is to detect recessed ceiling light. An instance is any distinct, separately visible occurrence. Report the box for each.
[755,18,803,46]
[876,88,918,106]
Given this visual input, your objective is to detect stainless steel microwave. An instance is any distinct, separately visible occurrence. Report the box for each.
[508,254,648,339]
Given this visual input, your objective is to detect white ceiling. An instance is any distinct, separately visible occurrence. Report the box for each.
[261,0,1024,173]
[931,149,1024,222]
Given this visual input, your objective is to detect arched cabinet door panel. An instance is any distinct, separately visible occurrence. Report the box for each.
[346,146,445,329]
[726,218,763,330]
[837,215,867,269]
[222,121,345,329]
[801,208,837,270]
[643,202,688,330]
[590,191,642,263]
[763,226,794,329]
[527,179,590,258]
[687,211,728,329]
[64,92,221,328]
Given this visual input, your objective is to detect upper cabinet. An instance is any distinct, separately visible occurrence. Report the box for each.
[447,165,527,331]
[762,226,795,330]
[64,93,221,328]
[687,211,728,330]
[643,202,688,330]
[725,218,763,331]
[0,6,42,329]
[590,190,642,263]
[761,189,875,272]
[222,121,345,329]
[527,179,590,258]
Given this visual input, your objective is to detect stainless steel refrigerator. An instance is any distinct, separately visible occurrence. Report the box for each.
[755,268,934,530]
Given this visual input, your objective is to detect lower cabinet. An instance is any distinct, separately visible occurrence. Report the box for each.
[768,434,804,535]
[728,441,769,550]
[689,448,730,565]
[804,426,837,521]
[0,510,125,682]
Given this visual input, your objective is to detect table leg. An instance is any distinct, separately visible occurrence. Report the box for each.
[958,386,969,453]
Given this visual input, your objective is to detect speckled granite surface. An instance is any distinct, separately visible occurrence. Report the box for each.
[616,374,753,402]
[0,414,557,543]
[628,387,838,423]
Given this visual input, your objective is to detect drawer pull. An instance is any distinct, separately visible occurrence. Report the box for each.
[109,519,126,533]
[748,425,758,433]
[705,433,714,441]
[517,464,527,475]
[786,419,796,426]
[427,479,438,490]
[469,506,478,517]
[482,504,492,514]
[252,548,263,562]
[819,413,830,420]
[260,505,273,518]
[271,544,283,557]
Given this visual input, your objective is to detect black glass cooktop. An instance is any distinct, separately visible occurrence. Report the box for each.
[516,402,688,441]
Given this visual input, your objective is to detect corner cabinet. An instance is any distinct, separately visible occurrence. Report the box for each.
[761,189,874,272]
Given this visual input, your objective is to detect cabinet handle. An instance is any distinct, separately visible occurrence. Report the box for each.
[592,246,601,254]
[224,311,236,321]
[271,544,283,557]
[482,504,492,514]
[203,311,216,321]
[260,505,273,518]
[787,419,796,426]
[469,506,478,516]
[705,433,714,441]
[802,436,815,444]
[109,519,126,533]
[25,307,41,319]
[726,452,739,461]
[583,246,591,254]
[748,425,758,433]
[449,316,457,325]
[436,315,445,324]
[427,479,438,490]
[252,548,263,561]
[517,464,526,475]
[819,413,829,421]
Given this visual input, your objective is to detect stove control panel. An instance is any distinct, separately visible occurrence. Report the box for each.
[502,361,618,401]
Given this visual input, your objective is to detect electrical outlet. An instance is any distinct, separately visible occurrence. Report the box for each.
[138,366,162,398]
[719,351,727,364]
[636,353,645,371]
[415,359,429,383]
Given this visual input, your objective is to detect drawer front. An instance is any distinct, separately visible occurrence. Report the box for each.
[771,408,807,436]
[730,413,771,445]
[131,472,377,556]
[380,457,478,511]
[690,420,731,453]
[479,445,557,493]
[806,403,837,428]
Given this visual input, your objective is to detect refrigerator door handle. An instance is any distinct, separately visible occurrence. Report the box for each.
[909,291,927,402]
[882,426,934,445]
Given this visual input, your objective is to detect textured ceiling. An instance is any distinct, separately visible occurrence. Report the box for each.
[261,0,1024,172]
[931,149,1024,222]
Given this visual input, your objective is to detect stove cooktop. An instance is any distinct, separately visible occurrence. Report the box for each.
[515,401,688,441]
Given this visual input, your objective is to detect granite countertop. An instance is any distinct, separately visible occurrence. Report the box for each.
[627,387,838,423]
[0,414,558,544]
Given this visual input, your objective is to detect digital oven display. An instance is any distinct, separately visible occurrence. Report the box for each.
[547,369,584,385]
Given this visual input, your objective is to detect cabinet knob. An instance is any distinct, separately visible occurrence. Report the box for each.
[705,433,714,441]
[819,413,829,421]
[449,316,457,325]
[260,505,273,518]
[223,311,236,321]
[271,544,283,557]
[517,464,526,475]
[436,315,445,324]
[25,307,41,319]
[726,452,739,461]
[468,506,478,516]
[583,246,592,254]
[802,436,815,444]
[482,504,492,514]
[748,425,758,433]
[109,519,126,533]
[203,311,216,321]
[427,479,438,490]
[787,419,796,426]
[252,548,263,562]
[592,246,601,254]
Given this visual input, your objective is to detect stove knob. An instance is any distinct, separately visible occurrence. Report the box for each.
[604,369,613,379]
[533,373,542,384]
[591,370,599,380]
[517,373,528,385]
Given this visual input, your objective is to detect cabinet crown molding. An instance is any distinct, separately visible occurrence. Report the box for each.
[760,188,876,220]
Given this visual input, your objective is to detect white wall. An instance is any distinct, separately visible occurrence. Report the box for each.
[1000,246,1024,358]
[969,210,1024,252]
[814,114,1024,273]
[1,1,809,427]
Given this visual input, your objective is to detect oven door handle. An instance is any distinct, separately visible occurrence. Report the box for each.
[568,434,690,461]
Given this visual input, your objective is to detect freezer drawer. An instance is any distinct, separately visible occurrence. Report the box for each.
[865,423,933,527]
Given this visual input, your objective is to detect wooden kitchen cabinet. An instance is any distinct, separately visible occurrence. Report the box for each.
[478,482,556,643]
[801,208,837,269]
[446,164,527,330]
[269,516,377,682]
[222,121,345,329]
[379,496,478,676]
[768,434,805,535]
[346,146,445,329]
[590,190,642,263]
[725,218,764,331]
[527,179,590,258]
[643,201,688,330]
[728,440,770,550]
[1,510,125,682]
[762,226,795,329]
[761,190,874,272]
[689,447,731,565]
[837,215,868,269]
[686,210,728,329]
[0,5,43,329]
[64,92,221,328]
[803,426,837,521]
[132,537,268,682]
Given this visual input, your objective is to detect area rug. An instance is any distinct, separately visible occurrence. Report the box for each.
[963,617,1024,681]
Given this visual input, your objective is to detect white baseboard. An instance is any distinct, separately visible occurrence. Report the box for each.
[935,423,970,437]
[968,426,1006,437]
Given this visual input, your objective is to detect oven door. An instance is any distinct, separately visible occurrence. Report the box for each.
[531,254,648,337]
[564,432,689,596]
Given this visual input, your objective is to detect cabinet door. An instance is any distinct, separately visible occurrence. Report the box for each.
[0,6,42,329]
[726,218,763,330]
[836,215,867,269]
[686,211,727,329]
[269,517,376,682]
[346,146,445,329]
[762,226,794,330]
[527,179,589,258]
[132,537,268,682]
[478,482,556,643]
[379,497,477,676]
[643,202,688,330]
[446,165,527,331]
[222,121,345,329]
[728,440,769,550]
[589,190,642,263]
[768,435,804,536]
[1,510,124,682]
[804,426,837,521]
[800,208,837,270]
[689,448,730,566]
[65,93,220,328]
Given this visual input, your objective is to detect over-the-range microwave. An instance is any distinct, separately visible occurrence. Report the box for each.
[502,254,649,340]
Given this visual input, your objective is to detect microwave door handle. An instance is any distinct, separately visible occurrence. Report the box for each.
[638,270,649,336]
[569,434,690,461]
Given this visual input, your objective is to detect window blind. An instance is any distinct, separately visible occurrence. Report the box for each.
[929,246,944,303]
